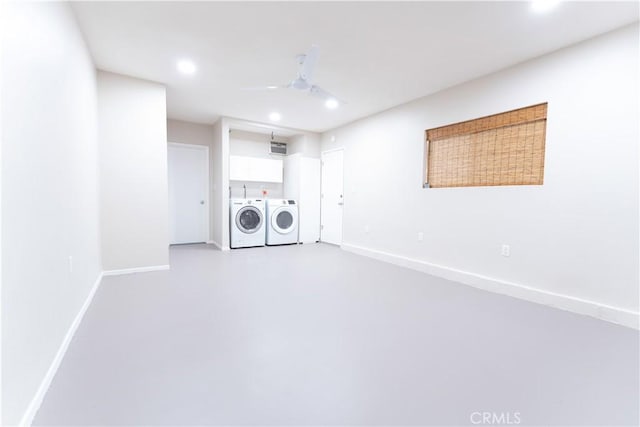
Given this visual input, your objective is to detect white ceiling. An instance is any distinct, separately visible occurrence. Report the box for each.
[72,1,638,133]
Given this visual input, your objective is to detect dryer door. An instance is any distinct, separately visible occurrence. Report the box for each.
[271,207,295,234]
[236,206,263,234]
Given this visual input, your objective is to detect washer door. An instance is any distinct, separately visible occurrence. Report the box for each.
[271,207,295,234]
[236,206,263,234]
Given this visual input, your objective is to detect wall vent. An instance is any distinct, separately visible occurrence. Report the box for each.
[270,141,287,155]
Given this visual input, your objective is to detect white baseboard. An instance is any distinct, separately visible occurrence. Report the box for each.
[19,272,104,427]
[102,264,170,276]
[206,240,230,251]
[341,242,639,330]
[19,262,176,425]
[206,240,222,250]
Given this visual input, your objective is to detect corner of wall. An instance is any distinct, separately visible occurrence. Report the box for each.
[322,25,639,326]
[0,2,4,422]
[342,243,639,330]
[210,118,227,247]
[2,2,103,423]
[220,119,230,249]
[97,71,169,271]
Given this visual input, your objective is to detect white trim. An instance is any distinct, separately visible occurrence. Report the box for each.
[167,141,209,151]
[320,147,345,155]
[206,240,230,251]
[206,240,223,250]
[19,263,176,425]
[19,272,104,427]
[102,264,170,276]
[341,242,639,330]
[225,116,308,137]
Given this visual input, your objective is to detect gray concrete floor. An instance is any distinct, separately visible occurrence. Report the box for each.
[34,243,638,426]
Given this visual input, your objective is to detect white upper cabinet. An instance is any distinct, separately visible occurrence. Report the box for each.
[229,155,283,183]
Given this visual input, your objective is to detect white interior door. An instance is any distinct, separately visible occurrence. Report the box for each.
[321,149,344,245]
[168,143,209,244]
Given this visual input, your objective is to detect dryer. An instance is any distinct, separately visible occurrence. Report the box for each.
[230,199,265,249]
[266,199,299,245]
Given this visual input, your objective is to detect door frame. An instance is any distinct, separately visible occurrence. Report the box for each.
[168,142,210,244]
[320,147,344,245]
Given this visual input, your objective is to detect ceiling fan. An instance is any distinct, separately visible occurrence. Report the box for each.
[243,45,343,108]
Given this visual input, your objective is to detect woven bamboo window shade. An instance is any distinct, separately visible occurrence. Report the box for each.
[425,103,547,188]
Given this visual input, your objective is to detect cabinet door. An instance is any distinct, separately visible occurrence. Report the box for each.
[229,156,249,181]
[283,153,302,198]
[253,157,283,183]
[230,155,282,183]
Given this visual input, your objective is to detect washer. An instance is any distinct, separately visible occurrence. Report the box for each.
[230,199,265,249]
[266,199,299,245]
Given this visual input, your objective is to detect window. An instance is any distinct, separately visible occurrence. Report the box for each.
[424,103,547,188]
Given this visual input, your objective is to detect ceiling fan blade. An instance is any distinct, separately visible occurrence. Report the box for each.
[299,45,319,83]
[242,45,339,105]
[309,85,344,104]
[240,85,285,91]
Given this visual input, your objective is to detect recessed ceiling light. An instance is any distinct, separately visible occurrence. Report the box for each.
[267,86,279,90]
[177,59,196,75]
[531,0,560,13]
[325,98,339,109]
[269,112,281,122]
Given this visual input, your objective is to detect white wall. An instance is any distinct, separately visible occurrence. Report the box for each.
[321,24,639,326]
[98,71,169,271]
[211,119,227,249]
[0,2,5,423]
[229,130,289,157]
[167,118,214,148]
[167,119,216,242]
[1,2,102,424]
[289,133,321,158]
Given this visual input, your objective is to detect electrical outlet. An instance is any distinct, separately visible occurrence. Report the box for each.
[364,225,370,234]
[68,256,73,273]
[501,244,510,257]
[417,232,424,242]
